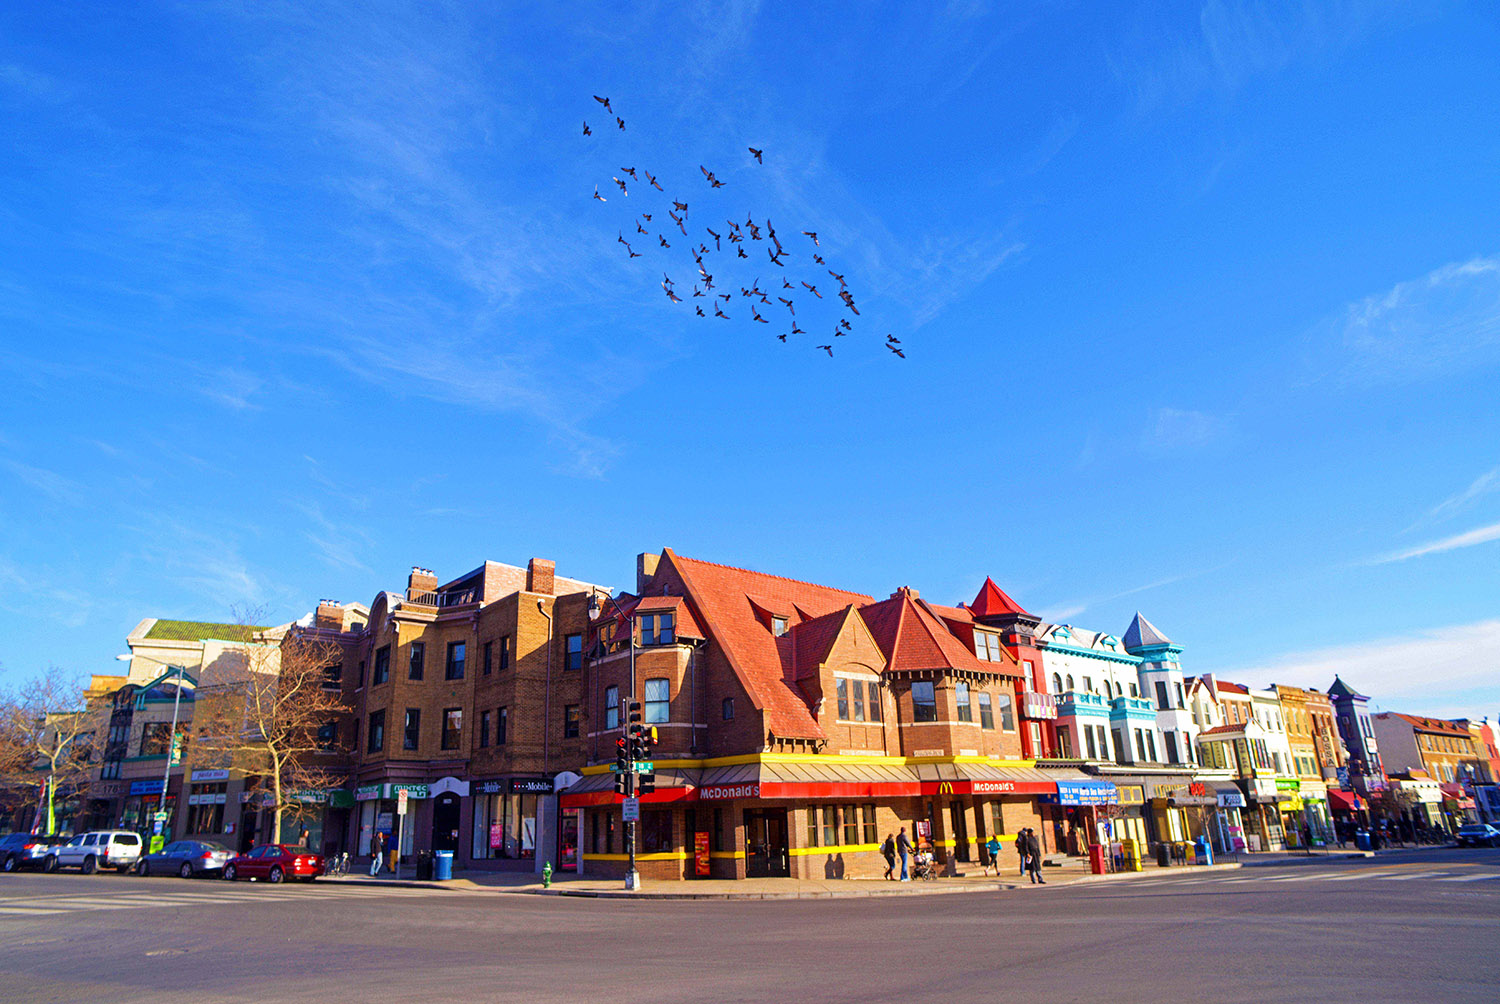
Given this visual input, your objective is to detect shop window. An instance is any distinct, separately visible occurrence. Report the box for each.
[409,642,425,681]
[368,710,385,752]
[722,697,734,721]
[441,708,462,750]
[842,804,859,845]
[605,686,619,729]
[497,707,508,744]
[322,663,342,690]
[911,681,937,723]
[404,709,421,751]
[955,682,972,723]
[806,809,819,848]
[471,791,539,860]
[836,678,849,720]
[867,681,881,722]
[978,692,994,729]
[480,711,491,749]
[821,805,837,846]
[446,641,466,680]
[373,646,390,685]
[997,694,1015,731]
[565,633,583,670]
[862,804,877,845]
[640,810,673,854]
[563,704,580,739]
[644,678,670,723]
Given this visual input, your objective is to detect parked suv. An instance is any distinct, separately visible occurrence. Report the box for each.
[45,830,144,873]
[0,833,67,872]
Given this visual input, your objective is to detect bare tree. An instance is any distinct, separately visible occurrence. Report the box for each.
[0,667,106,835]
[186,621,350,844]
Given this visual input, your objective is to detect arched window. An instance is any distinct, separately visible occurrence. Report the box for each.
[1065,674,1074,692]
[1052,672,1063,693]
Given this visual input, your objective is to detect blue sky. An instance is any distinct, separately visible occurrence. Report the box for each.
[1,2,1497,723]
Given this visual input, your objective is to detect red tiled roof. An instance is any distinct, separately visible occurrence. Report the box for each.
[1390,712,1469,736]
[968,577,1032,619]
[1199,724,1245,737]
[786,606,859,682]
[633,595,706,639]
[926,601,973,624]
[665,551,873,740]
[860,589,1018,677]
[1215,681,1249,694]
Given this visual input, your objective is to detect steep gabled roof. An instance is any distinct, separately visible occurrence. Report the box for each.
[968,577,1032,619]
[1215,680,1250,695]
[1123,612,1172,651]
[665,551,873,740]
[785,606,858,682]
[1327,676,1367,701]
[860,589,1017,677]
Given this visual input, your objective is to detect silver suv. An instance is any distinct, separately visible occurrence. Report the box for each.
[45,830,144,874]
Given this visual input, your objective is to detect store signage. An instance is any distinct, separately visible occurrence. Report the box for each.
[1188,782,1209,797]
[972,781,1019,794]
[355,784,383,802]
[910,749,945,758]
[489,823,504,850]
[1052,781,1119,806]
[510,778,554,795]
[190,769,230,782]
[130,779,165,795]
[1276,778,1301,792]
[431,776,470,798]
[390,784,429,800]
[1336,767,1351,790]
[472,779,506,795]
[1217,791,1246,807]
[396,789,409,816]
[694,832,711,876]
[699,784,759,800]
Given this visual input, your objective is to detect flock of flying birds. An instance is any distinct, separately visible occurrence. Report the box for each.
[584,95,904,359]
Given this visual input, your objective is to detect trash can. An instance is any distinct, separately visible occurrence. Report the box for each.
[1156,842,1171,868]
[1195,836,1213,866]
[415,849,433,881]
[1087,844,1108,875]
[1355,829,1372,852]
[1122,838,1142,872]
[434,850,453,881]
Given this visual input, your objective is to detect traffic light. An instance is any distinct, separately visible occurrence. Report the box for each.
[615,736,630,772]
[627,700,642,725]
[638,768,655,795]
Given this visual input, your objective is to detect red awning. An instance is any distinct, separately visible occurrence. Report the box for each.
[1327,789,1363,813]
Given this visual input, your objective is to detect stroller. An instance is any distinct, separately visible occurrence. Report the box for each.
[911,849,937,881]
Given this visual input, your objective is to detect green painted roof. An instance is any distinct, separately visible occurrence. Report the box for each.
[144,619,265,643]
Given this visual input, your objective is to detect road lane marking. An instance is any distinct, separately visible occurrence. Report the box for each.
[1437,873,1500,882]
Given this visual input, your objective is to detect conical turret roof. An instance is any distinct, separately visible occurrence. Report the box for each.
[1123,612,1171,651]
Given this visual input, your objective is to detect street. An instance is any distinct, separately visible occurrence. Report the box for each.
[0,848,1496,1003]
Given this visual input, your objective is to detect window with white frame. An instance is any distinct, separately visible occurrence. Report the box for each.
[644,678,670,723]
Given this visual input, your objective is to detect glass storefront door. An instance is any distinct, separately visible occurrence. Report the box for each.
[743,809,789,877]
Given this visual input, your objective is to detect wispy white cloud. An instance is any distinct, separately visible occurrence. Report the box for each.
[2,459,86,506]
[1039,563,1231,626]
[1425,465,1500,523]
[1307,255,1500,385]
[1142,407,1223,451]
[1371,522,1500,565]
[1226,619,1500,721]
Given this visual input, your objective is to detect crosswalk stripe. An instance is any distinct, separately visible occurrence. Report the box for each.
[1437,873,1500,882]
[1374,871,1445,881]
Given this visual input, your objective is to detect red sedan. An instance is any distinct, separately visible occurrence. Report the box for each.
[222,844,324,884]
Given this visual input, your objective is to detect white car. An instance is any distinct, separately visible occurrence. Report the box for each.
[45,830,144,874]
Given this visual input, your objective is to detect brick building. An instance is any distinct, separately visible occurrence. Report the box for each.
[1272,684,1343,845]
[327,559,607,874]
[562,550,1096,882]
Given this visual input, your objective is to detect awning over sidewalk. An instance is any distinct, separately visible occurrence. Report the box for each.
[1327,789,1364,813]
[559,767,697,807]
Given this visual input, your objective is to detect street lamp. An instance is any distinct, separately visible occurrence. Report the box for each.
[118,653,188,848]
[587,591,640,892]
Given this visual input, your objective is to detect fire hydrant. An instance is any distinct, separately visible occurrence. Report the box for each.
[542,861,553,889]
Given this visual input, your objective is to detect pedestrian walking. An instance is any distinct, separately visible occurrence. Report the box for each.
[896,828,913,882]
[1025,829,1046,884]
[1017,829,1029,876]
[984,834,1002,877]
[370,830,385,876]
[881,834,897,880]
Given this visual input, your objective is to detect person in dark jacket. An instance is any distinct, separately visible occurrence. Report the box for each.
[896,828,913,881]
[881,834,897,880]
[1025,829,1045,884]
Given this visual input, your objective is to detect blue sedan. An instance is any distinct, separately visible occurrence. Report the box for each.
[134,840,235,878]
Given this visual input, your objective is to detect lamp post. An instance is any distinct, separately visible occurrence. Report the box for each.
[116,653,188,849]
[588,591,640,892]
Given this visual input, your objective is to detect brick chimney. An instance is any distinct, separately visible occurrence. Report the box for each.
[891,586,919,600]
[637,552,660,594]
[527,558,556,596]
[408,567,438,596]
[314,599,343,630]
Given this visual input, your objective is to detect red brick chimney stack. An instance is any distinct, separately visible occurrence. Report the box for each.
[527,558,556,596]
[408,567,438,596]
[314,599,343,630]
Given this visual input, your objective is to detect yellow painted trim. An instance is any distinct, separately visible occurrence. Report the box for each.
[709,851,744,859]
[791,842,881,856]
[579,752,1039,775]
[580,852,689,862]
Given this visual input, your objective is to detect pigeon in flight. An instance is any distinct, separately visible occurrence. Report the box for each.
[614,177,628,195]
[887,343,905,358]
[749,147,763,163]
[801,281,822,298]
[616,116,625,130]
[803,231,819,246]
[817,344,833,357]
[592,185,606,202]
[778,297,794,314]
[887,335,901,344]
[621,167,637,180]
[594,95,612,112]
[583,122,592,136]
[706,227,721,250]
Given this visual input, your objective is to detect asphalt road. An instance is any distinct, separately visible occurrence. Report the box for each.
[1,848,1497,1003]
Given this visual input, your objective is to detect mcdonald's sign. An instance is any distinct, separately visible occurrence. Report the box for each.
[938,781,955,795]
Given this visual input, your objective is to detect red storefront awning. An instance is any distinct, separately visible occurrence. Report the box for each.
[1327,789,1364,813]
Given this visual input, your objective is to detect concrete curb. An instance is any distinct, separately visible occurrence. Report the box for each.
[1237,851,1374,867]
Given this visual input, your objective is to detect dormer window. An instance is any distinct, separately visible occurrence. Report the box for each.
[771,616,788,637]
[640,613,675,646]
[975,632,1003,661]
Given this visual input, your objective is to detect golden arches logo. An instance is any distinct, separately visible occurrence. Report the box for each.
[938,781,954,794]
